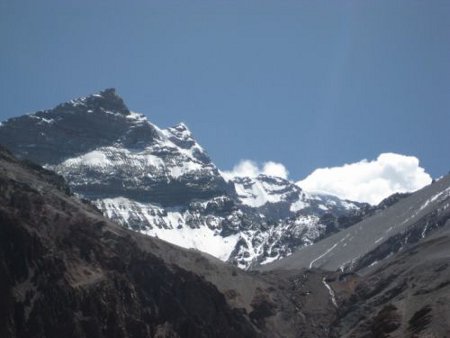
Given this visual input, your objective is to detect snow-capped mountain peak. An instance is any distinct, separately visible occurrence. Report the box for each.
[160,122,211,164]
[66,88,131,115]
[0,88,367,269]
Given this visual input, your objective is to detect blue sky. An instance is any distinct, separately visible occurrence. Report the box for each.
[1,0,449,180]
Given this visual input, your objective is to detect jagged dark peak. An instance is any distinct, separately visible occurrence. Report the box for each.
[164,121,206,156]
[172,121,189,131]
[256,174,293,185]
[99,87,119,97]
[376,191,412,210]
[0,89,157,165]
[166,122,193,140]
[55,87,130,116]
[231,174,292,187]
[232,175,303,197]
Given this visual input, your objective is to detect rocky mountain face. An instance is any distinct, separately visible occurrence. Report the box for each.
[1,145,449,337]
[0,89,366,269]
[329,225,450,337]
[0,88,228,205]
[0,146,340,337]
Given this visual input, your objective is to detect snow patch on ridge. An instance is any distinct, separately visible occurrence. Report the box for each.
[63,150,111,167]
[234,177,284,208]
[144,226,239,261]
[56,117,214,180]
[98,197,239,261]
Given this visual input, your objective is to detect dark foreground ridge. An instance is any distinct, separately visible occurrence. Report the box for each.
[0,146,340,337]
[0,146,254,337]
[1,146,450,337]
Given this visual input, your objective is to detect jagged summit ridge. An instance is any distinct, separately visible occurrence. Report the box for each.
[65,88,130,115]
[0,89,225,202]
[0,89,158,164]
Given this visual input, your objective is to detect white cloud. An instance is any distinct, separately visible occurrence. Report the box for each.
[297,153,432,205]
[222,160,289,180]
[262,161,289,179]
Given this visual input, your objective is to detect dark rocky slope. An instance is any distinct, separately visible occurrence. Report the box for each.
[0,146,339,337]
[0,147,255,337]
[329,224,450,337]
[259,171,450,337]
